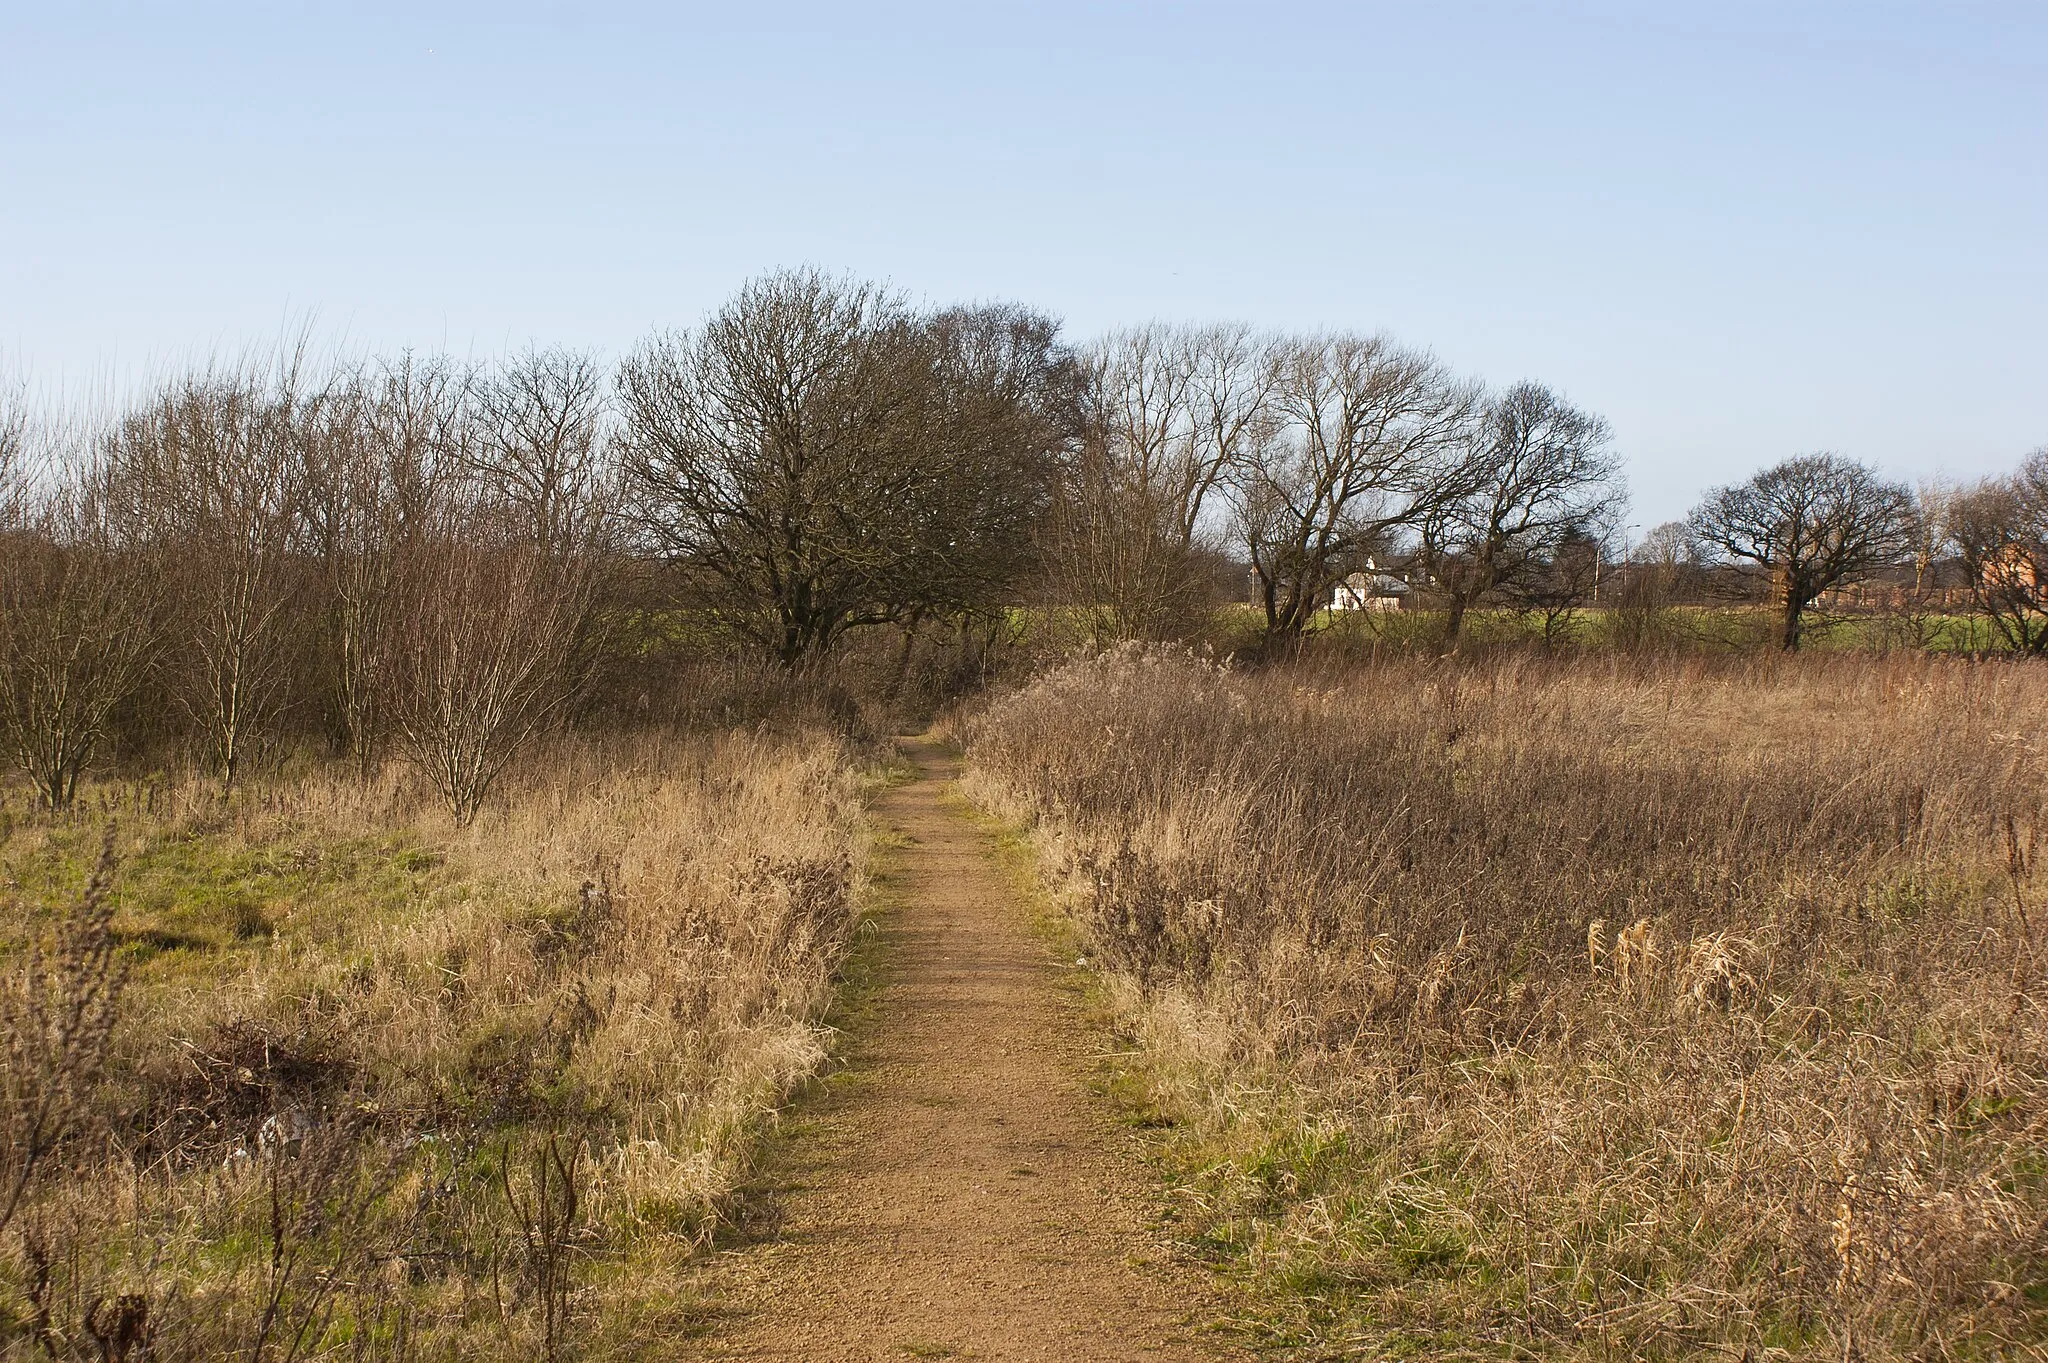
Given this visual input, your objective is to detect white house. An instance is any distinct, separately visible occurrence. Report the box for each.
[1332,561,1411,612]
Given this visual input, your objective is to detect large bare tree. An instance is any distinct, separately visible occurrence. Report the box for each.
[886,303,1078,629]
[1951,449,2048,653]
[1058,324,1275,638]
[1088,323,1274,544]
[619,269,1068,665]
[1234,334,1481,642]
[1421,382,1624,647]
[1688,453,1918,650]
[619,271,922,664]
[1053,327,1192,640]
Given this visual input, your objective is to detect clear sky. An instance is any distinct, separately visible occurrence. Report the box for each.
[3,2,2042,527]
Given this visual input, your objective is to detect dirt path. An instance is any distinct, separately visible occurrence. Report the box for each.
[697,737,1240,1362]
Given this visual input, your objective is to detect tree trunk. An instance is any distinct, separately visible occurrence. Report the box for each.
[1780,587,1804,651]
[1441,593,1470,652]
[777,608,812,670]
[1258,569,1282,638]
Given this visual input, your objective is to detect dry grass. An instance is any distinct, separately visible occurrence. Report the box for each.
[964,646,2048,1360]
[0,725,870,1359]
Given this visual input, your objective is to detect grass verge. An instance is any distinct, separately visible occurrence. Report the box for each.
[1,727,878,1360]
[961,646,2048,1361]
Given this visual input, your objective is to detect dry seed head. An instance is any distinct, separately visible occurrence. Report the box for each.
[1833,1171,1861,1291]
[1675,931,1748,1014]
[1613,916,1658,994]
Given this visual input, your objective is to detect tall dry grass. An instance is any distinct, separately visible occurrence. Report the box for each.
[965,646,2048,1359]
[0,726,868,1359]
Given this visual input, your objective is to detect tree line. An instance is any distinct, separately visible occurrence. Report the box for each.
[1,268,2042,814]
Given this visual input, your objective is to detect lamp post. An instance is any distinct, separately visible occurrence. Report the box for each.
[1599,524,1640,606]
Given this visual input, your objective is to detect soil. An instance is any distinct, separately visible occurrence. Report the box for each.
[695,737,1242,1362]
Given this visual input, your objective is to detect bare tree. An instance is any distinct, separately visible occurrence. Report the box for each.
[1688,453,1918,650]
[1090,323,1274,545]
[106,367,314,789]
[1055,326,1198,639]
[1911,475,1958,594]
[1235,334,1481,643]
[1420,382,1624,648]
[1088,327,1199,508]
[1602,520,1697,652]
[620,271,920,664]
[302,354,465,775]
[470,347,613,559]
[1951,450,2048,653]
[1632,520,1698,572]
[388,528,595,825]
[1510,527,1607,649]
[1058,324,1274,638]
[1183,325,1279,546]
[0,450,159,809]
[620,269,1067,666]
[887,303,1078,631]
[0,384,27,529]
[1049,445,1185,641]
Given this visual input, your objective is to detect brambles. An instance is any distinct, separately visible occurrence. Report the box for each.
[966,647,2048,1358]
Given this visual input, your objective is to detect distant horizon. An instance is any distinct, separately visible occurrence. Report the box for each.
[5,2,2043,527]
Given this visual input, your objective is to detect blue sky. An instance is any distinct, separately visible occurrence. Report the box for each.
[2,2,2042,526]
